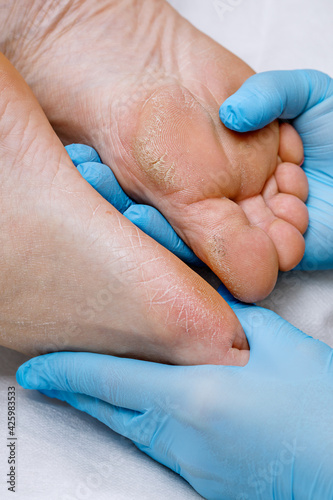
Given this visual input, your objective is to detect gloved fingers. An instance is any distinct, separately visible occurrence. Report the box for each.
[67,143,134,215]
[295,218,333,271]
[217,284,253,310]
[65,144,101,166]
[217,284,310,354]
[123,205,202,265]
[219,70,333,132]
[38,388,142,442]
[293,96,333,153]
[39,387,180,453]
[76,161,134,214]
[293,173,333,270]
[75,157,202,267]
[217,284,272,349]
[75,157,202,264]
[16,352,175,412]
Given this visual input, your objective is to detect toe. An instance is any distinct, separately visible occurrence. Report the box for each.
[240,189,306,274]
[275,162,309,202]
[278,122,304,165]
[266,193,309,235]
[181,198,279,303]
[267,219,305,271]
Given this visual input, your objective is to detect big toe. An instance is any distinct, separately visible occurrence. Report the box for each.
[180,197,279,303]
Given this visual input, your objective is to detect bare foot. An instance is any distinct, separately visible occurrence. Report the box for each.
[1,0,308,302]
[0,53,249,366]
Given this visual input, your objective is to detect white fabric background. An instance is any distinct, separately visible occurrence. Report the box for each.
[1,0,333,498]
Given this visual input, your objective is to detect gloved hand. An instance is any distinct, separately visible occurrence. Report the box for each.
[65,144,201,265]
[16,287,333,500]
[220,70,333,270]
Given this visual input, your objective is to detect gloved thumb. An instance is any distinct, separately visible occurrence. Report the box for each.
[219,69,333,132]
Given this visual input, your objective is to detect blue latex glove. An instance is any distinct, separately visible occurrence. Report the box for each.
[65,144,201,265]
[220,70,333,270]
[16,288,333,500]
